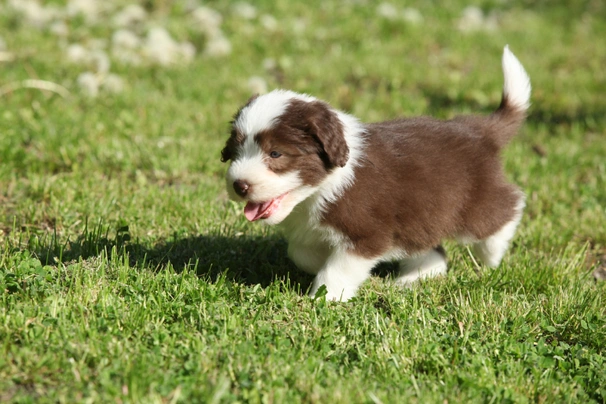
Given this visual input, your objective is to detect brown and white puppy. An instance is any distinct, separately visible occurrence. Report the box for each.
[221,46,531,301]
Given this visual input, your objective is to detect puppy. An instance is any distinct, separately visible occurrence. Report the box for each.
[221,46,531,301]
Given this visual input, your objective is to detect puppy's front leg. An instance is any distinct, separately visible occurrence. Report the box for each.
[309,249,378,301]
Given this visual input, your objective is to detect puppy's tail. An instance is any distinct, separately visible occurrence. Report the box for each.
[490,45,531,149]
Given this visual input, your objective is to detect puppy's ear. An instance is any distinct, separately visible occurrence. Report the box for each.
[221,128,238,163]
[220,144,231,163]
[307,101,349,168]
[223,94,260,163]
[246,93,260,104]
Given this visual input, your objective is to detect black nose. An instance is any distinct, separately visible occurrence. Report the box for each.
[233,180,250,197]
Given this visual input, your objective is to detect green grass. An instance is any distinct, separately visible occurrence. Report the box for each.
[1,0,606,402]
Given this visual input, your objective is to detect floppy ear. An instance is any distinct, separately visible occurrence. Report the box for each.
[221,128,239,163]
[307,101,349,168]
[245,93,260,104]
[220,144,232,162]
[222,94,261,163]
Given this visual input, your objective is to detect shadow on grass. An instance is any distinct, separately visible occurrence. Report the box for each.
[29,222,399,294]
[30,222,316,292]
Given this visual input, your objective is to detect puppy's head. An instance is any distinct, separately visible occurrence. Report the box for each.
[221,90,349,224]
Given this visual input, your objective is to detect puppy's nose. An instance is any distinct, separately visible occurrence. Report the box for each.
[233,180,250,197]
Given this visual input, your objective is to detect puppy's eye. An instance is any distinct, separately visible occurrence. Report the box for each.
[269,151,282,158]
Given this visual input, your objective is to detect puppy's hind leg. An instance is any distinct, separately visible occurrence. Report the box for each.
[395,246,448,287]
[472,197,525,267]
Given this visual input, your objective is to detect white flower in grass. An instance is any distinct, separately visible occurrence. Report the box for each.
[143,27,196,66]
[260,14,278,31]
[181,0,201,12]
[112,29,141,50]
[102,74,125,94]
[88,38,108,50]
[112,49,142,66]
[233,2,257,20]
[67,43,110,73]
[179,42,197,63]
[247,76,268,94]
[192,6,223,36]
[263,58,277,71]
[289,18,307,35]
[292,18,307,35]
[113,4,147,27]
[204,34,231,58]
[66,43,90,64]
[377,3,398,20]
[89,50,110,74]
[9,0,59,28]
[144,27,178,66]
[0,36,10,62]
[50,21,69,37]
[457,6,497,32]
[111,29,143,66]
[402,8,423,24]
[77,72,99,97]
[77,72,125,97]
[458,6,483,31]
[67,0,99,21]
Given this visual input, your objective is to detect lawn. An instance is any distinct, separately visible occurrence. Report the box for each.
[1,0,605,402]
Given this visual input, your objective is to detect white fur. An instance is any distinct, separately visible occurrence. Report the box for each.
[229,90,367,228]
[228,136,376,301]
[281,197,355,278]
[233,89,316,136]
[395,249,448,287]
[265,185,316,225]
[309,249,378,301]
[225,139,302,204]
[502,45,531,111]
[473,195,525,267]
[231,93,371,299]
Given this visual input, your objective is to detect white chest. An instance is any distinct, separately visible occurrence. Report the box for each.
[278,201,348,274]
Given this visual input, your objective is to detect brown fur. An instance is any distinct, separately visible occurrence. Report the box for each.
[225,99,348,187]
[321,112,523,258]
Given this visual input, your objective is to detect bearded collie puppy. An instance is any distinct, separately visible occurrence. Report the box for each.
[221,46,531,301]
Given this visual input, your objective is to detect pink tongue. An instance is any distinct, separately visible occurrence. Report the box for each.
[244,200,273,221]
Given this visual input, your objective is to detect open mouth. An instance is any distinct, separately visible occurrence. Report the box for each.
[244,193,288,222]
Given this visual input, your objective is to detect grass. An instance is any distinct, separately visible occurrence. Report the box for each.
[1,0,605,402]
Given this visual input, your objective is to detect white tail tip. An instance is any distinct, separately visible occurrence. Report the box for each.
[502,45,531,111]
